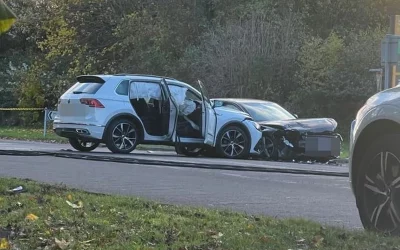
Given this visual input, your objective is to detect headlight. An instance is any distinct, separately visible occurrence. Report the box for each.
[249,121,261,130]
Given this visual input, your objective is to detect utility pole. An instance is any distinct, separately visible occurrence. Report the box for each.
[389,15,400,88]
[381,15,400,90]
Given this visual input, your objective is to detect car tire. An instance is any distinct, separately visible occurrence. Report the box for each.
[263,136,278,161]
[355,134,400,235]
[105,119,139,154]
[175,144,203,157]
[216,125,250,159]
[202,146,218,158]
[68,138,100,152]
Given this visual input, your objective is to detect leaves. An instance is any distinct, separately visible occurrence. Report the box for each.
[312,235,325,248]
[25,213,38,221]
[55,238,70,250]
[0,0,392,132]
[66,200,83,209]
[0,238,9,250]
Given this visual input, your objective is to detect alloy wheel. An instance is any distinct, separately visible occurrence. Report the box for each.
[220,129,246,157]
[363,151,400,233]
[264,137,275,158]
[112,123,137,151]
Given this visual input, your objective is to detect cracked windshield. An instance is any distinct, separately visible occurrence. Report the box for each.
[1,0,400,249]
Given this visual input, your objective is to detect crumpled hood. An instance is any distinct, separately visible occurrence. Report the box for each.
[259,118,338,133]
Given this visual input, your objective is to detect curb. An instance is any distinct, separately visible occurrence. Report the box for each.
[0,150,349,178]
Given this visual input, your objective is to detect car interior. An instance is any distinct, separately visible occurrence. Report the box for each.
[129,81,203,138]
[176,99,203,138]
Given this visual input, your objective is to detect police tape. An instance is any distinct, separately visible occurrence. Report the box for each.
[0,107,45,111]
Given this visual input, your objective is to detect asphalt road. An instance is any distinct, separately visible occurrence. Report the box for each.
[0,139,349,176]
[0,154,362,230]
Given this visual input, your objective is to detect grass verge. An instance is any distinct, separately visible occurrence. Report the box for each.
[340,141,349,159]
[0,177,398,250]
[0,127,67,143]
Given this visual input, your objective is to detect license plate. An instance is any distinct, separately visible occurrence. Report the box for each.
[305,136,341,157]
[59,104,85,116]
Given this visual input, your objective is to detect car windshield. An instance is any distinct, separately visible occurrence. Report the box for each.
[241,102,296,122]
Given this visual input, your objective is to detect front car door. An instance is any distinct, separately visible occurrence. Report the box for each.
[198,80,217,145]
[159,78,179,140]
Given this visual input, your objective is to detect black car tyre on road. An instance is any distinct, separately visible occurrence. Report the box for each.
[175,144,204,157]
[105,119,139,154]
[216,125,250,159]
[263,136,278,160]
[69,138,100,152]
[356,134,400,235]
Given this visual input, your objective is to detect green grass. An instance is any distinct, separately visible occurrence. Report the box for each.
[0,177,399,250]
[0,127,67,143]
[340,141,349,159]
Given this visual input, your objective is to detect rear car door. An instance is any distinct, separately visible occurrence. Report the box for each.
[198,80,217,145]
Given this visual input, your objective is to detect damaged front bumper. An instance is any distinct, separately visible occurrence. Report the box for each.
[260,129,342,161]
[299,134,342,159]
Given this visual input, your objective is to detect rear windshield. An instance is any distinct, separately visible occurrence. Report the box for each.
[66,82,103,94]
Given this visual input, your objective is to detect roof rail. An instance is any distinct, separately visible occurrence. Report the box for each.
[114,73,177,80]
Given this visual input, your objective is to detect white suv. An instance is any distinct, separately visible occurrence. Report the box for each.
[53,74,264,159]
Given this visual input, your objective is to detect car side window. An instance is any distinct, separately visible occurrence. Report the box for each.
[115,80,129,96]
[186,89,201,101]
[168,84,201,102]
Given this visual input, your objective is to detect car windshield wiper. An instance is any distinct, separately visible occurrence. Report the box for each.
[73,91,87,94]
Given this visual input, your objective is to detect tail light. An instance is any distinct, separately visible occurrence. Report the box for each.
[80,98,105,108]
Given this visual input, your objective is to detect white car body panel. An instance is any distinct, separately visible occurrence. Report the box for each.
[349,86,400,194]
[53,74,263,155]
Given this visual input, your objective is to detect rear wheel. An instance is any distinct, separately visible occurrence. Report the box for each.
[105,119,139,154]
[356,134,400,235]
[68,138,99,152]
[216,125,250,159]
[175,145,203,157]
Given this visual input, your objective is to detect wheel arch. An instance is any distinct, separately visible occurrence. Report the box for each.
[215,120,251,147]
[351,119,400,192]
[103,113,145,142]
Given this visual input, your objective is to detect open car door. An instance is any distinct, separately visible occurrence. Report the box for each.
[198,80,217,145]
[159,78,179,140]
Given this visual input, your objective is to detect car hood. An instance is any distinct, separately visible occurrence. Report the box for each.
[259,118,338,133]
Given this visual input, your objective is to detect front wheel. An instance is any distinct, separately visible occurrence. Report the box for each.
[68,138,99,152]
[105,119,139,154]
[175,145,204,157]
[263,136,278,160]
[356,134,400,235]
[216,125,250,159]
